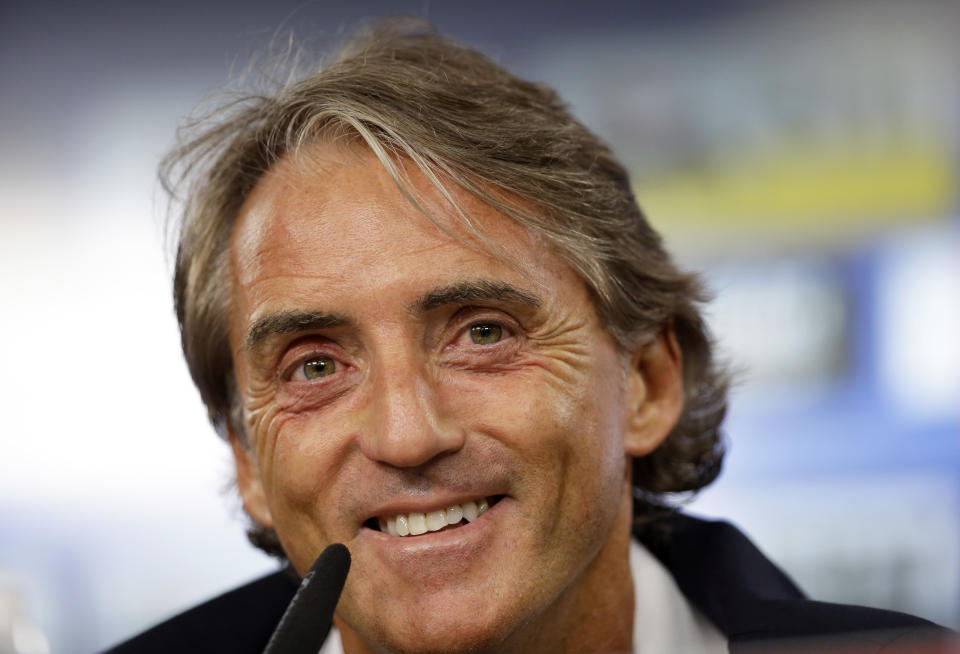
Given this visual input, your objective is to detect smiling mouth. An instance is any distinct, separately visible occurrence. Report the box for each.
[365,496,502,537]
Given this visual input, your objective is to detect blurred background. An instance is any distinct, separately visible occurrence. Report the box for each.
[1,0,958,651]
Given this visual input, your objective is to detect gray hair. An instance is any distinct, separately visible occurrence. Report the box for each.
[162,19,727,557]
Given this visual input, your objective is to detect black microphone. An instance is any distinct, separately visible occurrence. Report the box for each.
[262,543,351,654]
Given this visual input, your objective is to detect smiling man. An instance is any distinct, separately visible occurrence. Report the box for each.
[227,144,682,654]
[107,20,947,654]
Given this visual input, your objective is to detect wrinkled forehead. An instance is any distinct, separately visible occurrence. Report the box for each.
[222,138,612,370]
[229,139,563,290]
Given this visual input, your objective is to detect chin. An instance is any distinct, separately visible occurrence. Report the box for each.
[374,630,505,654]
[339,592,526,654]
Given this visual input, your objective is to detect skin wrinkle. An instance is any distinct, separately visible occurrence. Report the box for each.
[226,142,678,654]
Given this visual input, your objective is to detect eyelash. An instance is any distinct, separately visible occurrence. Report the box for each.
[281,347,343,383]
[277,313,518,383]
[455,320,512,346]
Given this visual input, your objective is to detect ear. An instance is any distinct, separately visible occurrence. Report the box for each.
[229,429,275,529]
[623,327,684,457]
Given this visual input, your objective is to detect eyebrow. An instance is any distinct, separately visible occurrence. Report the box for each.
[245,311,349,352]
[411,279,542,313]
[243,279,541,353]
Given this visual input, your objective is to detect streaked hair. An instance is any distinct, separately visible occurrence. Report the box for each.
[162,19,727,556]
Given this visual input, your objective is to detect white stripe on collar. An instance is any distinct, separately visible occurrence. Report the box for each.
[630,538,728,654]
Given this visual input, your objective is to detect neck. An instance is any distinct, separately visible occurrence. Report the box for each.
[503,522,635,654]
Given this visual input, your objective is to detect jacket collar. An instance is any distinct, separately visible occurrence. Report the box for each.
[640,512,943,649]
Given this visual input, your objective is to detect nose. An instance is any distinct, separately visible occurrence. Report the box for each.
[358,352,465,468]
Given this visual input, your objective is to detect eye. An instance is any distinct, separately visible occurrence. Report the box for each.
[469,323,503,345]
[302,356,336,379]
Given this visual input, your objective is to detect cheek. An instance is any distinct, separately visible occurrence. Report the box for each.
[246,390,344,523]
[254,412,356,573]
[276,418,340,497]
[442,360,626,498]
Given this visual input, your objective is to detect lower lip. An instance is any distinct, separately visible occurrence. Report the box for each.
[357,498,508,576]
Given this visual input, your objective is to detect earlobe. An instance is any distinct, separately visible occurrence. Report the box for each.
[229,430,275,529]
[623,328,684,458]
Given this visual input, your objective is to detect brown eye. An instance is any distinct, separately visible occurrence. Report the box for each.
[469,324,502,345]
[303,356,336,379]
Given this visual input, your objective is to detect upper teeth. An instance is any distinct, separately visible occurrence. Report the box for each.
[377,497,490,537]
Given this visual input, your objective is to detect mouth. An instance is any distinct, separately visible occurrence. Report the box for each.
[364,495,503,537]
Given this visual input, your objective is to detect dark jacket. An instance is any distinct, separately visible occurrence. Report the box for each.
[104,514,949,653]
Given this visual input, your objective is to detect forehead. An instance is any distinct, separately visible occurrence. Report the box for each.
[229,143,584,322]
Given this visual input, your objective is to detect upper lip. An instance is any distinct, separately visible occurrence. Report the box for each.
[362,492,502,524]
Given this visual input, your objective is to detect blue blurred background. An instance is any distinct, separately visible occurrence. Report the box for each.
[1,1,957,652]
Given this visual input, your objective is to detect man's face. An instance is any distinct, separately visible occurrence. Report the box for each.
[227,144,672,653]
